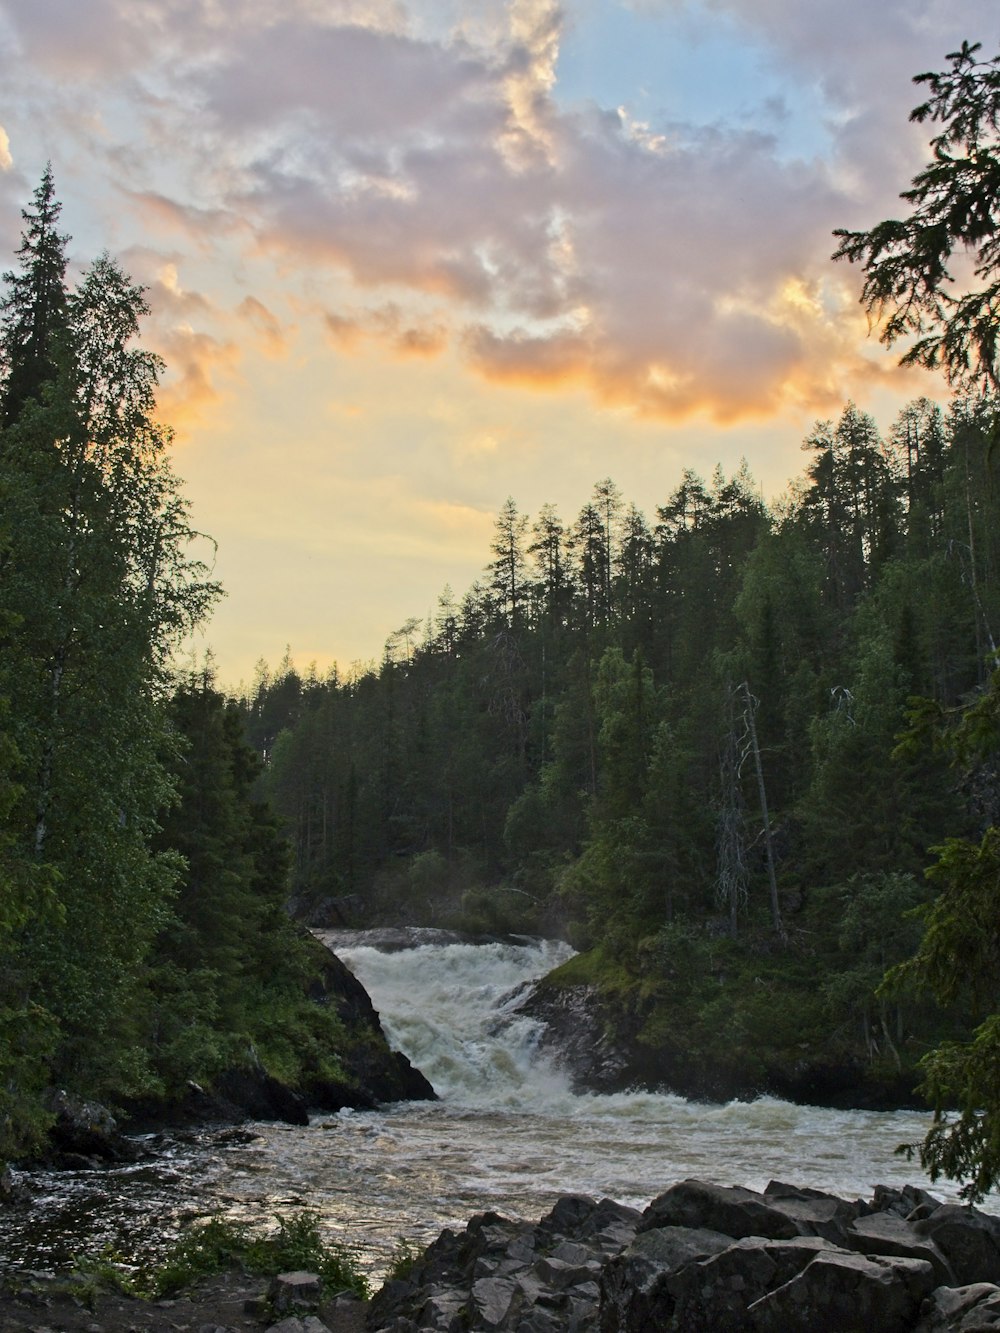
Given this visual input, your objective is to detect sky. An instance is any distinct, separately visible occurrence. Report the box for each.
[0,0,996,687]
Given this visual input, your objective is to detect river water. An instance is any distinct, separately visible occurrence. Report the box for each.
[0,932,988,1282]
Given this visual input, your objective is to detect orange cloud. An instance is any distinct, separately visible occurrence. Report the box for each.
[128,190,240,247]
[237,295,292,357]
[154,326,240,430]
[323,302,448,359]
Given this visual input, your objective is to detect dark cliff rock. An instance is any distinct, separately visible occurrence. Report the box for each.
[303,934,436,1108]
[117,934,434,1137]
[365,1178,1000,1332]
[516,964,923,1111]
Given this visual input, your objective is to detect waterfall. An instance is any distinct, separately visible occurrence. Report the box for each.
[2,931,990,1282]
[314,930,960,1211]
[319,931,575,1108]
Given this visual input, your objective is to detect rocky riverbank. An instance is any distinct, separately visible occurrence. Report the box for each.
[369,1177,1000,1331]
[5,1176,999,1331]
[518,947,924,1110]
[30,939,435,1171]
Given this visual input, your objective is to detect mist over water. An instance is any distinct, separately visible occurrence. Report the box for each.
[0,931,992,1281]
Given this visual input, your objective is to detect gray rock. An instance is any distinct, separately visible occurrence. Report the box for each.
[46,1089,140,1162]
[599,1225,734,1332]
[914,1282,1000,1330]
[265,1319,333,1333]
[640,1179,803,1242]
[549,1240,595,1266]
[761,1180,864,1242]
[915,1205,1000,1286]
[872,1183,944,1218]
[472,1274,518,1326]
[665,1234,785,1332]
[532,1255,603,1290]
[845,1211,956,1285]
[416,1289,468,1330]
[748,1250,937,1333]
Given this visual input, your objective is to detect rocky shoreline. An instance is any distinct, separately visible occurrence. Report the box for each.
[5,1177,1000,1331]
[519,971,924,1111]
[24,942,435,1174]
[370,1177,1000,1331]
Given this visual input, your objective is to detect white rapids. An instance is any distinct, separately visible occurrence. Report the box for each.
[205,930,991,1279]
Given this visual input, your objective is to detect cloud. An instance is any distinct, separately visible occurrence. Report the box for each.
[323,302,448,359]
[6,0,996,427]
[153,326,240,428]
[174,0,942,422]
[0,128,12,171]
[237,295,293,357]
[128,192,241,247]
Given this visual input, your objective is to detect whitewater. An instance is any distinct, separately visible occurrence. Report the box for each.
[0,931,986,1281]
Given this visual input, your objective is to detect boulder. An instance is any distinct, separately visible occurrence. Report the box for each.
[914,1205,1000,1286]
[368,1181,1000,1333]
[914,1282,1000,1330]
[747,1249,937,1332]
[46,1090,141,1163]
[598,1225,735,1331]
[639,1180,803,1242]
[844,1211,955,1285]
[762,1180,865,1242]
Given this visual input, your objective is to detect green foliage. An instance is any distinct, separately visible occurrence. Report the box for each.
[73,1212,369,1302]
[236,390,1000,1118]
[385,1237,421,1282]
[881,670,1000,1200]
[833,41,1000,391]
[902,1016,1000,1202]
[0,170,220,1142]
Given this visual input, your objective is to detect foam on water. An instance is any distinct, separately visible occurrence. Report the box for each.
[3,930,993,1282]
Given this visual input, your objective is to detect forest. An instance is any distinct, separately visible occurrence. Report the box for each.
[0,170,363,1163]
[239,392,996,1100]
[1,38,1000,1207]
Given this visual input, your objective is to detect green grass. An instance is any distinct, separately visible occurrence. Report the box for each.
[72,1211,369,1302]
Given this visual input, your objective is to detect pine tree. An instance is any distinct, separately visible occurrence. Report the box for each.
[0,172,219,1131]
[0,164,70,426]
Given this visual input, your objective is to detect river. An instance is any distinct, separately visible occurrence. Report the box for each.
[0,932,987,1283]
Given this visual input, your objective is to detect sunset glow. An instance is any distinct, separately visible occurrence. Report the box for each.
[1,0,993,683]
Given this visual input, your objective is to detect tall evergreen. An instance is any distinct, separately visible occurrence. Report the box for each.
[0,172,218,1152]
[0,164,69,426]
